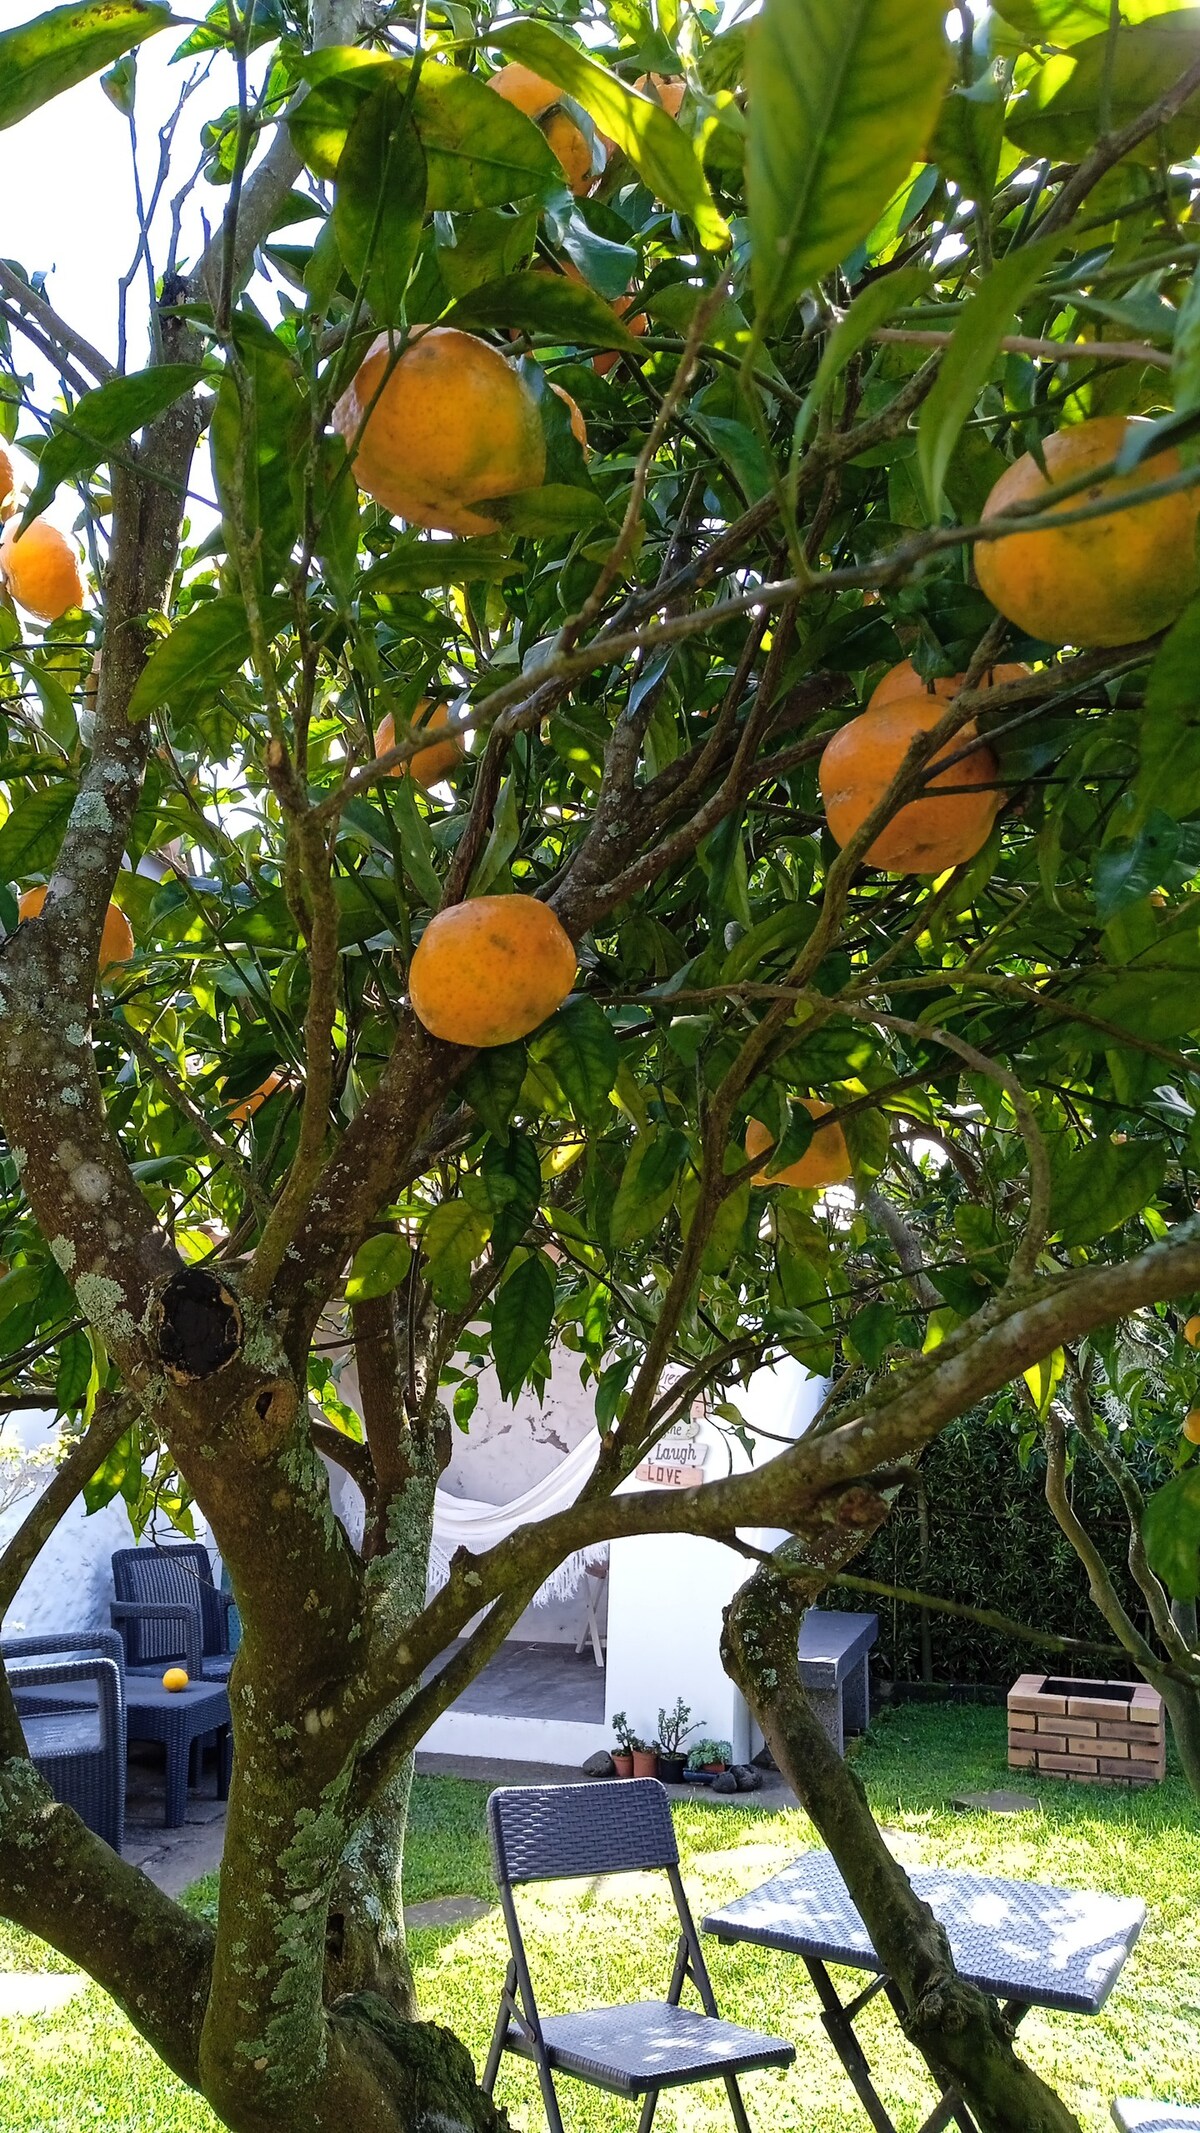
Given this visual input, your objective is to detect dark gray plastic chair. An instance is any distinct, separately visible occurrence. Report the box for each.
[110,1542,234,1681]
[2,1630,126,1853]
[483,1779,795,2133]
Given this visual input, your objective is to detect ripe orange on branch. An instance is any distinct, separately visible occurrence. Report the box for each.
[635,72,686,116]
[867,658,1031,714]
[746,1100,852,1191]
[1184,1314,1200,1347]
[488,61,601,196]
[0,519,83,622]
[375,703,463,788]
[18,885,134,972]
[975,415,1200,648]
[409,896,577,1047]
[332,328,547,537]
[1183,1409,1200,1446]
[819,696,1001,875]
[0,448,12,513]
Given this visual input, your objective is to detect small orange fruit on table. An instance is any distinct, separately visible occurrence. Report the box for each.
[18,885,134,972]
[819,695,1002,875]
[975,415,1200,647]
[488,61,602,196]
[333,327,547,536]
[409,895,577,1046]
[746,1099,852,1190]
[375,702,463,788]
[867,658,1030,713]
[0,519,83,622]
[1183,1409,1200,1446]
[162,1668,190,1692]
[1184,1314,1200,1347]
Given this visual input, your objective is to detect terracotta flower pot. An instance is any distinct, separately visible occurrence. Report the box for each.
[631,1748,658,1779]
[612,1751,634,1778]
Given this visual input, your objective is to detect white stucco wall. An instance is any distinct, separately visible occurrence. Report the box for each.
[0,1406,216,1639]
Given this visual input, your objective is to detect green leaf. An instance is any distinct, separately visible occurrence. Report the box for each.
[1008,17,1200,162]
[437,205,540,297]
[345,1232,413,1302]
[492,1251,555,1400]
[1023,1346,1065,1418]
[333,81,427,328]
[54,1327,93,1411]
[1136,598,1200,822]
[793,265,929,452]
[127,595,290,722]
[848,1300,897,1369]
[445,270,641,350]
[918,240,1059,513]
[0,1,173,130]
[482,1132,542,1259]
[453,1376,479,1429]
[996,0,1185,44]
[84,1425,137,1516]
[210,317,308,588]
[536,997,619,1124]
[0,782,76,880]
[389,769,444,912]
[1172,260,1200,419]
[361,540,520,595]
[460,1044,527,1143]
[610,1129,687,1248]
[487,484,607,536]
[491,22,727,250]
[421,1198,491,1311]
[1143,1467,1200,1600]
[1050,1136,1167,1244]
[1095,810,1199,918]
[929,78,1006,202]
[293,52,562,210]
[746,0,950,333]
[19,364,204,527]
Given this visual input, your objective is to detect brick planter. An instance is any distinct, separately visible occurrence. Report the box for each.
[1008,1674,1165,1785]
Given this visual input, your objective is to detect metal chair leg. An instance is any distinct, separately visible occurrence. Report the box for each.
[481,1962,516,2094]
[637,2087,660,2133]
[724,2073,755,2133]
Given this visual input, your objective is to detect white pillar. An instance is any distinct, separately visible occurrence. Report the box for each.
[604,1360,824,1761]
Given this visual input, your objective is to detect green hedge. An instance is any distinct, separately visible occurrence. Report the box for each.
[854,1413,1169,1688]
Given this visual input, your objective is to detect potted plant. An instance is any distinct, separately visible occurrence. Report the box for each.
[611,1711,637,1779]
[685,1738,733,1784]
[655,1699,698,1784]
[631,1739,658,1779]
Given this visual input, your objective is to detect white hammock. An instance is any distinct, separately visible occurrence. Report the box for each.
[427,1429,604,1607]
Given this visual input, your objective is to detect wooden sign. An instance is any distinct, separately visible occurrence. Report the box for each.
[635,1427,708,1489]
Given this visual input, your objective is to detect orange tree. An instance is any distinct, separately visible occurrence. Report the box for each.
[4,1,1200,2128]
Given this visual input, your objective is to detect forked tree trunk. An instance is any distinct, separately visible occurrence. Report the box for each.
[722,1565,1082,2133]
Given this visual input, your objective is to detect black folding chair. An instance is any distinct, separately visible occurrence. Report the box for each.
[483,1779,795,2132]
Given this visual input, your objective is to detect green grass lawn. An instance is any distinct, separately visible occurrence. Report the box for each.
[2,1706,1198,2131]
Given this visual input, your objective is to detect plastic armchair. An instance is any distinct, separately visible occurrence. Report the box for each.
[2,1632,126,1853]
[109,1598,203,1679]
[110,1543,233,1680]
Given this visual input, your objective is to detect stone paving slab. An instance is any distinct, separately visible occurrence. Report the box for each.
[404,1895,495,1930]
[0,1972,88,2019]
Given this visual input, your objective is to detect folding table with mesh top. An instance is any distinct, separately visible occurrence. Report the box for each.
[703,1850,1145,2133]
[483,1778,795,2133]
